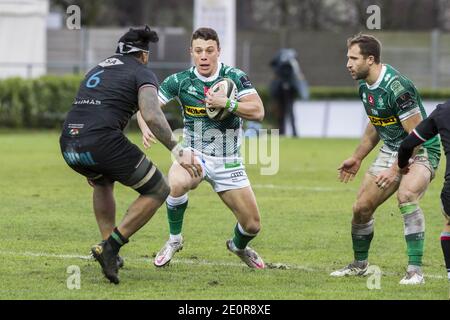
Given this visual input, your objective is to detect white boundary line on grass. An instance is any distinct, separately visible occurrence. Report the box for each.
[252,184,351,192]
[0,250,444,280]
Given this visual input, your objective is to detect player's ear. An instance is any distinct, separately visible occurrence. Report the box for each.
[143,52,149,64]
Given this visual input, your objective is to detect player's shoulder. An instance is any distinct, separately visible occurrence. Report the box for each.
[381,64,415,95]
[162,68,192,85]
[221,64,248,78]
[220,64,254,92]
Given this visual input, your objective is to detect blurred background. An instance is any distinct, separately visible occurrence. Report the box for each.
[1,0,450,136]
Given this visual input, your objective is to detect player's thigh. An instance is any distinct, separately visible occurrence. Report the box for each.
[355,172,399,213]
[218,186,260,227]
[397,163,432,203]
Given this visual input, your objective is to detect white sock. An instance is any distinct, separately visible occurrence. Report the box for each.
[169,233,182,243]
[407,265,422,273]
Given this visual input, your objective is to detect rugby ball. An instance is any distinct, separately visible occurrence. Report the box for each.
[206,78,237,120]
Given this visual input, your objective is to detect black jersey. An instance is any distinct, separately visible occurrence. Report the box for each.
[398,100,449,179]
[62,54,158,136]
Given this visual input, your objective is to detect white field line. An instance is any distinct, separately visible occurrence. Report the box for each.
[251,184,443,196]
[252,184,353,192]
[0,250,444,280]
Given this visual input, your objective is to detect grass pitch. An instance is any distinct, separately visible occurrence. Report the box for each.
[0,131,448,299]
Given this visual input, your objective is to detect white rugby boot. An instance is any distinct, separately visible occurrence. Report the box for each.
[154,237,183,267]
[330,260,369,277]
[399,270,425,285]
[226,239,265,269]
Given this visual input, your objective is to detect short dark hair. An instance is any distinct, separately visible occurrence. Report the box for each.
[347,33,381,63]
[191,27,220,48]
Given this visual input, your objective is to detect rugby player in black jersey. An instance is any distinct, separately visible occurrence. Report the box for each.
[59,26,201,284]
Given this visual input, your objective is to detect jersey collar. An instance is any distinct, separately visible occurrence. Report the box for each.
[366,64,386,90]
[193,62,222,82]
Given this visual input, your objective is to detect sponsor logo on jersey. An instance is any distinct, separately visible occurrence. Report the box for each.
[74,99,101,105]
[371,109,379,116]
[390,80,405,96]
[239,75,252,88]
[187,85,198,96]
[368,115,398,127]
[368,94,375,105]
[362,92,367,103]
[384,73,392,83]
[396,92,416,110]
[377,96,385,109]
[184,105,207,117]
[98,58,124,67]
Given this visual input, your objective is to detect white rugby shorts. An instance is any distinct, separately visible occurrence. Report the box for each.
[191,148,250,192]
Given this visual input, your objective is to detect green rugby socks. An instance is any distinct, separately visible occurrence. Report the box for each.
[400,202,425,267]
[352,219,374,261]
[167,194,188,236]
[232,223,257,250]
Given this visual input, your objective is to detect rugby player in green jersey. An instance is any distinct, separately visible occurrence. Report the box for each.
[137,28,266,269]
[330,34,441,284]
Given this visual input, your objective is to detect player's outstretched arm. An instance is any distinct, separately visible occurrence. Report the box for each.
[138,86,202,178]
[338,123,379,183]
[138,86,177,150]
[136,111,157,149]
[353,122,380,160]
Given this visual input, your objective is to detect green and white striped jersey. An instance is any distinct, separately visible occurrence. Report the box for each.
[358,64,440,157]
[158,63,256,157]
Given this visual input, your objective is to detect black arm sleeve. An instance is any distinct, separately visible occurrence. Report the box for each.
[398,133,424,168]
[398,109,439,169]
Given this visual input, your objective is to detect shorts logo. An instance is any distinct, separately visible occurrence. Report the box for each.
[230,171,244,178]
[69,128,79,136]
[230,170,246,182]
[368,115,398,127]
[184,105,207,117]
[63,151,97,166]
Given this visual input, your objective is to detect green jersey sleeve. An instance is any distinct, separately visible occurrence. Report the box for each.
[158,73,180,105]
[225,67,257,100]
[388,77,421,122]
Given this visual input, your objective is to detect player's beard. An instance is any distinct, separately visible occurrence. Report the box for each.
[353,66,370,80]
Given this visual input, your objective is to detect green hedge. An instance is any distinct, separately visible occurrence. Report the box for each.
[0,75,81,128]
[0,75,449,128]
